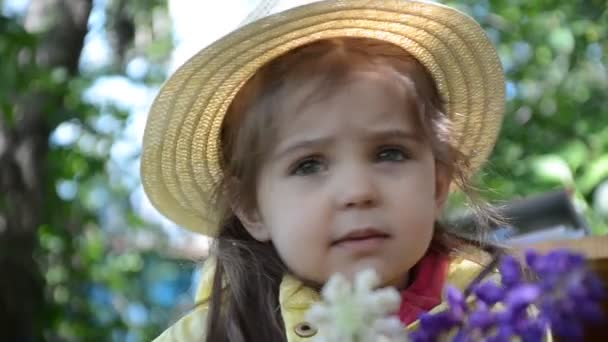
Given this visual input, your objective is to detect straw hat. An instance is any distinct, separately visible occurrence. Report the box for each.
[141,0,505,235]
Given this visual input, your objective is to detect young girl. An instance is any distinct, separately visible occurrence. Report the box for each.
[141,1,506,341]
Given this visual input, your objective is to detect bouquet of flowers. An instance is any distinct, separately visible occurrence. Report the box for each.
[305,249,605,342]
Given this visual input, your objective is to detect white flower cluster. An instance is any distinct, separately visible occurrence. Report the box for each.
[305,269,409,342]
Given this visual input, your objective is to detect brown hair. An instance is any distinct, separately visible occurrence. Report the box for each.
[204,37,500,342]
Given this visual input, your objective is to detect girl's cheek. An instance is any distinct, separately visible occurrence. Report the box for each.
[286,173,329,190]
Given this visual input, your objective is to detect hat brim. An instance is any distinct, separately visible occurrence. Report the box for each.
[141,0,505,235]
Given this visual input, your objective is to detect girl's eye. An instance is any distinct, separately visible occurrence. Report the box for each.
[376,147,408,162]
[291,158,326,176]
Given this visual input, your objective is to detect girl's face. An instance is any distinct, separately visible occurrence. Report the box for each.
[239,70,450,288]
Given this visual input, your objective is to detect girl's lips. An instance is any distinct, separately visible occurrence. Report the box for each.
[333,227,389,243]
[331,228,390,252]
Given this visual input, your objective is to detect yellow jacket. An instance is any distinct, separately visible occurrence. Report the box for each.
[153,257,488,341]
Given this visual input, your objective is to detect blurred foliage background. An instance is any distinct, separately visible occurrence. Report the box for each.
[0,0,606,340]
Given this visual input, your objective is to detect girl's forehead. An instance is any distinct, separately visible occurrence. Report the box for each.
[274,68,416,129]
[288,68,400,100]
[272,70,420,139]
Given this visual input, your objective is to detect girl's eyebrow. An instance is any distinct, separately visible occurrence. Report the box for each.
[364,128,422,143]
[273,128,420,161]
[273,136,333,161]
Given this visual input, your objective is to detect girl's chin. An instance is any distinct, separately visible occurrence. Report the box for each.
[290,260,412,290]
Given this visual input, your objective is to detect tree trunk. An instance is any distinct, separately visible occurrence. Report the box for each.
[0,1,92,340]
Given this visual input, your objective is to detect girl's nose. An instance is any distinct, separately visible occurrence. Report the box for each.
[335,167,379,209]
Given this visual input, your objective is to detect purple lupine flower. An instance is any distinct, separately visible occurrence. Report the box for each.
[446,285,467,321]
[410,249,605,342]
[539,299,571,330]
[411,287,467,341]
[549,312,584,340]
[528,250,605,339]
[409,329,433,342]
[519,249,604,340]
[452,330,471,342]
[517,319,545,342]
[468,304,495,330]
[527,249,586,287]
[504,284,541,315]
[563,274,604,321]
[412,311,461,342]
[584,270,606,299]
[474,281,505,305]
[486,325,514,342]
[419,311,459,332]
[545,249,585,270]
[499,255,522,288]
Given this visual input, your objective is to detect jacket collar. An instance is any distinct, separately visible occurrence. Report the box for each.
[194,257,488,340]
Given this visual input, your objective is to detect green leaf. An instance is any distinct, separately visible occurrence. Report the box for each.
[578,155,608,194]
[558,140,589,172]
[531,155,574,184]
[549,28,575,54]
